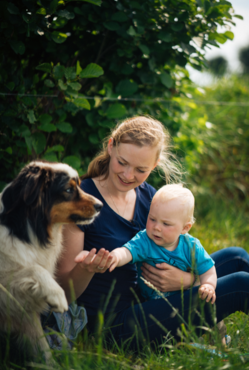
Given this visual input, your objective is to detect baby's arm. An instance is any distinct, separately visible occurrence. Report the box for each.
[109,247,132,272]
[198,265,217,304]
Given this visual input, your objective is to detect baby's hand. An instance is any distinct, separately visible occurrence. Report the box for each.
[109,251,120,272]
[198,284,216,304]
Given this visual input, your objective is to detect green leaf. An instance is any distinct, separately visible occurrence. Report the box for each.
[44,79,55,87]
[99,120,113,128]
[88,134,99,144]
[57,10,75,19]
[76,60,82,75]
[9,40,25,55]
[27,110,36,124]
[111,12,128,22]
[56,122,73,133]
[6,82,15,91]
[116,79,138,97]
[58,79,67,90]
[158,31,173,42]
[106,103,127,119]
[103,22,119,31]
[54,65,65,79]
[36,63,52,73]
[32,132,46,154]
[63,155,81,169]
[171,22,183,32]
[223,31,234,40]
[38,123,57,132]
[43,153,58,162]
[25,137,32,153]
[46,145,64,153]
[86,112,95,126]
[51,31,68,44]
[65,67,76,80]
[73,97,91,110]
[7,3,19,14]
[49,0,59,14]
[39,114,52,125]
[138,44,150,55]
[69,82,82,91]
[83,0,102,6]
[127,26,136,36]
[5,147,12,154]
[79,63,104,78]
[234,14,243,20]
[160,72,173,88]
[18,125,31,137]
[36,8,46,15]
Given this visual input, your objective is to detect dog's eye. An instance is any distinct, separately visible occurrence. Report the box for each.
[65,188,74,193]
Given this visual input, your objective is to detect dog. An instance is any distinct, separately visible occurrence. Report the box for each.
[0,160,103,363]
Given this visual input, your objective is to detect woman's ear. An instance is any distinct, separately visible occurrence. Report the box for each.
[107,137,114,156]
[153,158,160,170]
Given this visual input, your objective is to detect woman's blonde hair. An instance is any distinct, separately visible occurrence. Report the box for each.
[82,116,181,183]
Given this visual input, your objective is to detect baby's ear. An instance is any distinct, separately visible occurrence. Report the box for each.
[181,222,192,234]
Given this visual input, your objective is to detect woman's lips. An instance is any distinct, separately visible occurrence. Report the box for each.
[118,176,135,186]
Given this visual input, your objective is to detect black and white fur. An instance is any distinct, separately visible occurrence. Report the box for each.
[0,161,102,363]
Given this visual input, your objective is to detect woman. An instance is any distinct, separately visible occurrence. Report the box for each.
[57,116,249,350]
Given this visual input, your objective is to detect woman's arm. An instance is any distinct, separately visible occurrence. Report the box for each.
[56,223,113,303]
[141,262,195,292]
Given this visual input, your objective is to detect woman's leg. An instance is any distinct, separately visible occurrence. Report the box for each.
[107,272,249,351]
[211,247,249,278]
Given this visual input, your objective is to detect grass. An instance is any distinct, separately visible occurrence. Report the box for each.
[4,198,249,370]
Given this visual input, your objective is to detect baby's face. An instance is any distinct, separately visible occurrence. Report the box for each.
[146,198,190,249]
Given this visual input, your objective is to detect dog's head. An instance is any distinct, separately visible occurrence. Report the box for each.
[0,161,103,246]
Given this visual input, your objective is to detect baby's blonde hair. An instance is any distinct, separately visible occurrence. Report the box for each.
[153,184,196,224]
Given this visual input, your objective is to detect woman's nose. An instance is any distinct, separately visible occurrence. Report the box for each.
[124,167,134,179]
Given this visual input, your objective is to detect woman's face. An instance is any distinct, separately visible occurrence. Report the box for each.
[107,140,158,192]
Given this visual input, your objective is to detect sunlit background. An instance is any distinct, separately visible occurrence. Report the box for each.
[188,0,249,85]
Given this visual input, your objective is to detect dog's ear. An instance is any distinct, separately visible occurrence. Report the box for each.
[22,166,52,207]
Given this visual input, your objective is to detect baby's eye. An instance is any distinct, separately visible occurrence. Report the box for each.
[150,217,155,222]
[163,222,169,226]
[137,169,145,173]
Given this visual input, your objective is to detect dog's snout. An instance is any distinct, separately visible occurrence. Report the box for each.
[94,202,103,212]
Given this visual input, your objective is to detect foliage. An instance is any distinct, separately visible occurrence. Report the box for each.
[175,75,249,201]
[239,45,249,75]
[0,0,240,190]
[207,55,228,76]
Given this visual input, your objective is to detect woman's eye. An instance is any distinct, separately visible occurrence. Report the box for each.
[137,169,145,173]
[118,161,125,166]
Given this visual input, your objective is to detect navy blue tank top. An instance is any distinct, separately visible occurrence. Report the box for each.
[77,178,156,316]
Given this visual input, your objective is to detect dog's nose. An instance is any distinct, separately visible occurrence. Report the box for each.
[94,202,103,212]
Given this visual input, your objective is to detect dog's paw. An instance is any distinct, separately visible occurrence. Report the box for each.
[46,287,68,313]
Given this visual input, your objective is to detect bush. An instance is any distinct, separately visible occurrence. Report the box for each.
[0,0,240,189]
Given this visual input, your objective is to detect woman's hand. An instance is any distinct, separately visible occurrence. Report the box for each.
[75,248,113,273]
[141,262,194,292]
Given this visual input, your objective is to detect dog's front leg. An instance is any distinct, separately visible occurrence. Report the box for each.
[16,265,68,313]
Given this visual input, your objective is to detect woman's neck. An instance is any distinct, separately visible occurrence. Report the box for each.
[93,176,136,220]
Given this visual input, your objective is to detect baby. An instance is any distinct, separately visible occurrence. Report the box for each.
[109,184,217,303]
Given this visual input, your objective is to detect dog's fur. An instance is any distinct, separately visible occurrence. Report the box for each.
[0,161,102,363]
